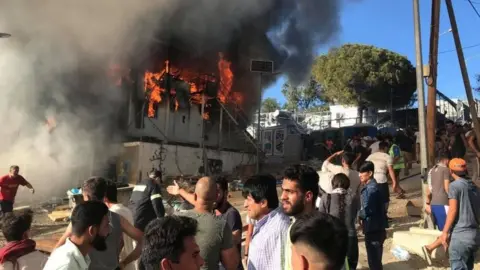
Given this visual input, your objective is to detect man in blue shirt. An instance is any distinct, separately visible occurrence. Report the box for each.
[358,161,388,270]
[441,158,480,270]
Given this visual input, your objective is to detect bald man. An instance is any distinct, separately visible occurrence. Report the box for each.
[175,177,239,270]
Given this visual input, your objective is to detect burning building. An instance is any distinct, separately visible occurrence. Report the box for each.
[117,46,265,182]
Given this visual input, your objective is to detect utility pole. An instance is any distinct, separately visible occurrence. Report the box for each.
[413,0,429,213]
[426,0,441,168]
[445,0,480,148]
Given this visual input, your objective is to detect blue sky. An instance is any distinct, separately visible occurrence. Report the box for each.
[263,0,480,104]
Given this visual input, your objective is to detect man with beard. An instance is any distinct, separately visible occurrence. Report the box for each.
[280,165,319,270]
[43,201,110,270]
[54,177,144,270]
[214,176,243,270]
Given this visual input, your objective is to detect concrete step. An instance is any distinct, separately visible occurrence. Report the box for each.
[392,227,446,262]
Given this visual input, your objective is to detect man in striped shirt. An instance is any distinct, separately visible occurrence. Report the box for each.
[243,174,290,270]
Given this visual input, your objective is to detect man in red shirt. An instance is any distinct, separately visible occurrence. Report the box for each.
[0,165,35,215]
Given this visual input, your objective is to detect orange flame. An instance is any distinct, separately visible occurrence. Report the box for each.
[143,54,241,119]
[144,69,166,117]
[217,53,234,104]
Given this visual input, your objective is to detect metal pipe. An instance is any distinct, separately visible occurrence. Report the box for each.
[200,93,207,175]
[413,0,429,208]
[219,106,223,149]
[164,60,170,141]
[256,74,262,174]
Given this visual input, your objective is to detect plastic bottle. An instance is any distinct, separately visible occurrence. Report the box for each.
[391,246,411,261]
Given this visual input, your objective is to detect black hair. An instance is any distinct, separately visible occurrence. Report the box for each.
[445,119,455,125]
[83,177,107,201]
[141,216,198,267]
[149,169,162,179]
[214,175,229,192]
[71,201,109,237]
[242,174,279,209]
[290,212,348,270]
[359,161,375,174]
[437,153,449,163]
[0,210,33,241]
[341,152,356,167]
[105,180,118,203]
[379,141,389,151]
[9,165,19,171]
[331,173,350,223]
[283,165,319,205]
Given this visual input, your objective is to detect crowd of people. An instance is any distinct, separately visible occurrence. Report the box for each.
[0,120,480,269]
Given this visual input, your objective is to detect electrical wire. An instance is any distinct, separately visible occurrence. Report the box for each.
[468,0,480,18]
[439,43,480,54]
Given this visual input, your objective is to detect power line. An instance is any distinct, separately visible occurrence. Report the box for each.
[468,0,480,18]
[439,43,480,54]
[468,0,480,5]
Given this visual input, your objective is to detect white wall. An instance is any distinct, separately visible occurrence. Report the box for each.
[133,142,256,179]
[329,105,360,128]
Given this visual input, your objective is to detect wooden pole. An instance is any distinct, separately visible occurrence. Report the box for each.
[426,0,441,167]
[445,0,480,149]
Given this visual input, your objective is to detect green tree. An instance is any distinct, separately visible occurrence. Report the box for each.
[261,97,280,112]
[312,44,416,121]
[281,77,325,112]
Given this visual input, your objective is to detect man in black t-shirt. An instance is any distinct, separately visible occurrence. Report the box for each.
[446,120,467,159]
[346,138,368,171]
[214,176,243,270]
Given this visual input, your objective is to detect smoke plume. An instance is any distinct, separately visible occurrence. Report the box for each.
[0,0,341,204]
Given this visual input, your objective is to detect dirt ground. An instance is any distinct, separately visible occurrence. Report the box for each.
[3,163,480,269]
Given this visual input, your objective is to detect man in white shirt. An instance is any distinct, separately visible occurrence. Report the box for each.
[321,151,361,196]
[0,210,48,270]
[43,201,111,270]
[369,135,383,154]
[365,141,398,215]
[105,181,137,270]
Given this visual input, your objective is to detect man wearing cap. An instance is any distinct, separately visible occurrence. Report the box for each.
[128,169,165,232]
[441,158,480,270]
